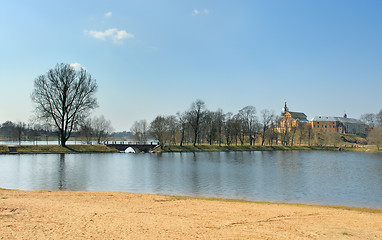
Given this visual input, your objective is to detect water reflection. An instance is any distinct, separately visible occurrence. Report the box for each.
[0,151,381,208]
[58,154,66,190]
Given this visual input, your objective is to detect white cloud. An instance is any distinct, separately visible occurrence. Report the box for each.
[192,9,209,16]
[104,11,112,18]
[85,28,114,40]
[85,28,134,43]
[70,63,86,71]
[113,30,134,40]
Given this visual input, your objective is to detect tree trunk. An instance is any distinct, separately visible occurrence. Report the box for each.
[180,128,185,147]
[60,130,66,147]
[193,127,198,147]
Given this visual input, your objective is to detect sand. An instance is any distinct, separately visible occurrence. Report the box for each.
[0,189,381,239]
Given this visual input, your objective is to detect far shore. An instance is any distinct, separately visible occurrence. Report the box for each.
[0,188,381,239]
[154,144,381,153]
[0,144,381,154]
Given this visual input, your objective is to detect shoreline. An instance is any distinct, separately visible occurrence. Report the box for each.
[0,144,380,154]
[1,189,381,239]
[154,144,379,153]
[2,188,382,212]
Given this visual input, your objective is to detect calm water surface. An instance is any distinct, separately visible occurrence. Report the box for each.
[0,151,381,208]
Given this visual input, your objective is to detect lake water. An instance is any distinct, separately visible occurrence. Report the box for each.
[0,151,381,208]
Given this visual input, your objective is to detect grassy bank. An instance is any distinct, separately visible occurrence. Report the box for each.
[0,144,119,154]
[156,144,381,153]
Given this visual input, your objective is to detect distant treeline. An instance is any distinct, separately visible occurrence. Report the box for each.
[110,131,133,139]
[0,120,132,144]
[129,100,382,149]
[0,121,55,143]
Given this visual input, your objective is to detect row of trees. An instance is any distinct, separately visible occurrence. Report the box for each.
[131,100,302,147]
[130,100,382,149]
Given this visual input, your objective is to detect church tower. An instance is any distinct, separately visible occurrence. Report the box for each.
[282,100,288,115]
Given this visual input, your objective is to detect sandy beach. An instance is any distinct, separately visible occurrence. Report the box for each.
[0,189,381,239]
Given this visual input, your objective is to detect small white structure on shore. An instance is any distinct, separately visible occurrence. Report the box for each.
[124,147,136,153]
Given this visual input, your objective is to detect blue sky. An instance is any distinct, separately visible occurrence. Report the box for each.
[1,0,381,131]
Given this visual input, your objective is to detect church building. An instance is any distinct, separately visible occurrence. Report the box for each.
[274,101,309,133]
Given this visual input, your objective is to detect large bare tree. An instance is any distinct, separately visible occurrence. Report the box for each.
[31,63,98,147]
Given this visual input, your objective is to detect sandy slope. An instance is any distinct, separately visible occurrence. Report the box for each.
[0,189,381,239]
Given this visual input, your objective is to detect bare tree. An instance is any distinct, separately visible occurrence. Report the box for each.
[223,112,235,146]
[15,122,26,145]
[42,123,53,144]
[203,110,217,145]
[93,115,114,144]
[27,124,38,145]
[176,112,188,146]
[187,100,206,146]
[130,120,148,142]
[31,63,98,147]
[273,116,282,145]
[307,123,313,146]
[130,121,140,141]
[202,110,225,146]
[214,109,224,146]
[166,115,178,145]
[376,110,382,126]
[150,116,168,147]
[290,126,297,146]
[235,114,246,145]
[360,113,377,128]
[141,120,148,142]
[281,122,290,146]
[237,106,258,145]
[260,109,275,146]
[150,115,178,147]
[297,122,306,145]
[78,118,94,144]
[368,126,382,150]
